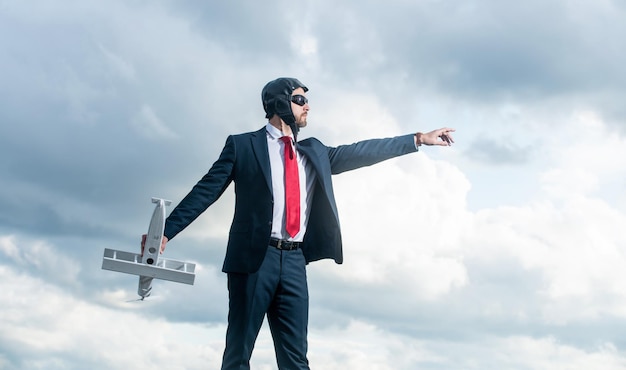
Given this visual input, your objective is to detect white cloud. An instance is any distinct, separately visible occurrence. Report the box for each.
[5,247,624,370]
[540,110,626,199]
[500,336,626,370]
[0,253,225,370]
[329,156,471,301]
[2,0,626,368]
[308,321,626,370]
[0,236,81,286]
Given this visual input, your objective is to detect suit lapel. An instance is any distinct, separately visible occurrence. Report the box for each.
[297,138,340,221]
[297,139,330,192]
[296,140,319,174]
[250,127,272,192]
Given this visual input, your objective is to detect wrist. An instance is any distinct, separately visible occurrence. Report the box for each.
[415,132,423,146]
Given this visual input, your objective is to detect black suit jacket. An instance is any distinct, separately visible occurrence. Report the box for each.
[164,127,418,273]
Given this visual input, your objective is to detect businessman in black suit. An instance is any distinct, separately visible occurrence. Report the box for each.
[142,77,455,369]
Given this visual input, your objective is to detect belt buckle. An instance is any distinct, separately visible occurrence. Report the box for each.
[276,239,283,249]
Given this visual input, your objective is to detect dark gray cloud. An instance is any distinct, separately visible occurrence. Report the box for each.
[171,0,294,55]
[300,0,626,124]
[0,3,233,241]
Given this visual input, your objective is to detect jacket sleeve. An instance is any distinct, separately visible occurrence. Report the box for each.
[164,135,236,240]
[326,133,418,174]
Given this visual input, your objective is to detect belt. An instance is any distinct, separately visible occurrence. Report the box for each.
[269,237,301,250]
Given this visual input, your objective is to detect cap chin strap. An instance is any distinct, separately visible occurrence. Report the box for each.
[288,122,299,144]
[278,112,299,145]
[270,97,299,143]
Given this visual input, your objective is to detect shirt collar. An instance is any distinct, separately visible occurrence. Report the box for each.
[265,122,293,140]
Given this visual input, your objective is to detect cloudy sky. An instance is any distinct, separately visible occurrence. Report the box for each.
[1,0,626,369]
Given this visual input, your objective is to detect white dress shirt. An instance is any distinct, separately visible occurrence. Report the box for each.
[266,123,316,242]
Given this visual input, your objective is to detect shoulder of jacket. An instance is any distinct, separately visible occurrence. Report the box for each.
[231,127,263,138]
[298,136,323,146]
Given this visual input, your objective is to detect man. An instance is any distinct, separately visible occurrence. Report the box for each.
[142,77,455,369]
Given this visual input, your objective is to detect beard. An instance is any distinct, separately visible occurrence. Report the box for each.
[296,112,308,127]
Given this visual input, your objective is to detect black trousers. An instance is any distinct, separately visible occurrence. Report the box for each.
[221,246,310,370]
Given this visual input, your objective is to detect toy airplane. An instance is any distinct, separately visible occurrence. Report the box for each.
[102,197,195,300]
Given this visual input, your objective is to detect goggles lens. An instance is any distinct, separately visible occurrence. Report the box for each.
[291,95,308,106]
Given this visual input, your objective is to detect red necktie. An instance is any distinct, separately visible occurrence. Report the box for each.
[280,136,300,238]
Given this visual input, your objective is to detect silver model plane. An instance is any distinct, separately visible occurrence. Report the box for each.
[102,198,195,299]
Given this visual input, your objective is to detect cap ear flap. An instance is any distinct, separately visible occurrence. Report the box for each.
[273,98,296,126]
[264,98,276,119]
[263,97,283,119]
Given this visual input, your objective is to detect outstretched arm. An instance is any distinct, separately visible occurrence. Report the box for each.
[415,127,455,146]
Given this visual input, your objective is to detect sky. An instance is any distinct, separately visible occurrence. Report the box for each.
[1,0,626,369]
